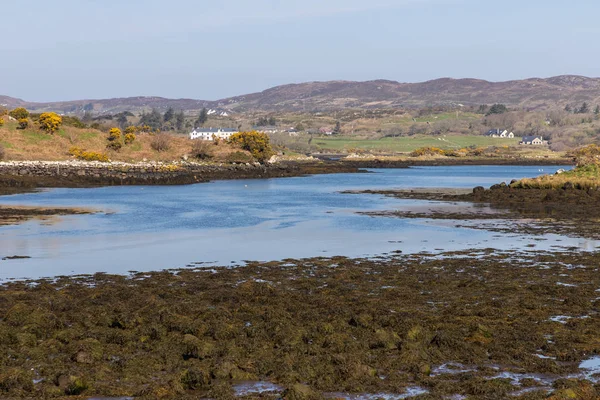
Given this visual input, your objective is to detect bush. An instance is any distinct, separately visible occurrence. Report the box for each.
[226,151,254,164]
[107,128,123,151]
[9,107,29,120]
[190,140,214,160]
[38,112,62,134]
[410,146,445,157]
[62,116,86,128]
[17,119,28,130]
[151,134,171,152]
[228,131,273,163]
[124,133,136,145]
[69,146,109,162]
[0,117,4,127]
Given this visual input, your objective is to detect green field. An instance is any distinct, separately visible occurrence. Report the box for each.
[313,135,521,153]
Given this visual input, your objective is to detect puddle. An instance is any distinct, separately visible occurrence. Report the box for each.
[232,381,283,396]
[325,386,429,399]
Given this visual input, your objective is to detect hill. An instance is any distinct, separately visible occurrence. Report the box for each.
[3,75,600,114]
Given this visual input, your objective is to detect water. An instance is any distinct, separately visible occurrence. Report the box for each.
[0,165,580,281]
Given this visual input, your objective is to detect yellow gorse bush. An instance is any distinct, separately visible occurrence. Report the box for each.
[228,131,273,163]
[38,112,63,134]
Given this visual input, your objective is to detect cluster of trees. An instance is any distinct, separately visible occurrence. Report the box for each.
[564,102,600,115]
[256,116,277,126]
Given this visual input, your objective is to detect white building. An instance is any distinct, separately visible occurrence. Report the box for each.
[190,128,238,141]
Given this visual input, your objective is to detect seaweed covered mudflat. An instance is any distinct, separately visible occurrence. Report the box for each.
[1,250,600,399]
[349,185,600,240]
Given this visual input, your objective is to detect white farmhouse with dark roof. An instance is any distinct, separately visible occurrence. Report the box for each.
[189,128,238,141]
[519,136,546,145]
[484,129,514,138]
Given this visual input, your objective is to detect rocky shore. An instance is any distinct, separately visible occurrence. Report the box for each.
[350,182,600,239]
[0,160,364,194]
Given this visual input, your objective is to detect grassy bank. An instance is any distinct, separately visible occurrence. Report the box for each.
[313,135,521,153]
[0,121,245,163]
[513,163,600,190]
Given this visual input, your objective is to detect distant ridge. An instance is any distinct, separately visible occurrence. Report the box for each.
[3,75,600,114]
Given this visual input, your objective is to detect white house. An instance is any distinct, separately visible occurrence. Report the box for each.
[485,129,515,138]
[520,136,546,145]
[190,128,238,141]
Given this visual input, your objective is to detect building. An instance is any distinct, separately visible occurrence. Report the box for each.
[485,129,514,138]
[520,136,545,145]
[252,126,280,134]
[189,128,238,141]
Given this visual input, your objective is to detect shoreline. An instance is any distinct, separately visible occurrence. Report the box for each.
[0,158,573,195]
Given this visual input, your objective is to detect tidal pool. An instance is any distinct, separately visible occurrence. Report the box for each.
[0,165,580,280]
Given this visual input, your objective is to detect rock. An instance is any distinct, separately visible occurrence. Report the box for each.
[556,168,566,175]
[563,182,575,190]
[473,186,485,194]
[75,351,94,364]
[282,383,320,400]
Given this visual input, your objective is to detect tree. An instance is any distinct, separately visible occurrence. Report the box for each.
[38,112,63,134]
[268,116,276,126]
[477,105,488,114]
[228,131,274,163]
[595,105,600,115]
[163,107,174,123]
[577,102,590,114]
[9,107,29,120]
[564,104,572,113]
[196,108,208,127]
[485,104,508,116]
[139,109,162,130]
[333,121,342,134]
[175,111,185,131]
[116,113,128,128]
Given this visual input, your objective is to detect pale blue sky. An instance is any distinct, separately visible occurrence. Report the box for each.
[2,0,598,101]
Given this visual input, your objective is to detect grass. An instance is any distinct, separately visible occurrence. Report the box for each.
[314,135,521,153]
[514,163,600,189]
[0,122,255,163]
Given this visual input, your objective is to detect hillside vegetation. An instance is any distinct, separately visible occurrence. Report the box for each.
[0,119,264,164]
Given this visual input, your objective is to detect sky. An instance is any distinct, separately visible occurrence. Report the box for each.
[2,0,599,102]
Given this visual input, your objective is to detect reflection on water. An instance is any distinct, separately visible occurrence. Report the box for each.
[0,165,582,280]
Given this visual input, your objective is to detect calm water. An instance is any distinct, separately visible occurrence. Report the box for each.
[0,165,585,281]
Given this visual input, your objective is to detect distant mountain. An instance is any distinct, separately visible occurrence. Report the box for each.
[4,75,600,114]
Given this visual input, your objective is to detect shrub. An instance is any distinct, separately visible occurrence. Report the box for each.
[226,151,254,164]
[570,144,600,167]
[228,131,273,163]
[124,126,137,135]
[69,146,109,162]
[151,134,171,152]
[62,116,86,128]
[0,117,4,127]
[38,112,62,134]
[107,128,123,151]
[9,107,29,120]
[190,140,214,160]
[17,118,28,130]
[124,133,136,145]
[410,146,445,157]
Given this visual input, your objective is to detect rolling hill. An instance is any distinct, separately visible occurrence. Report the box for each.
[3,75,600,114]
